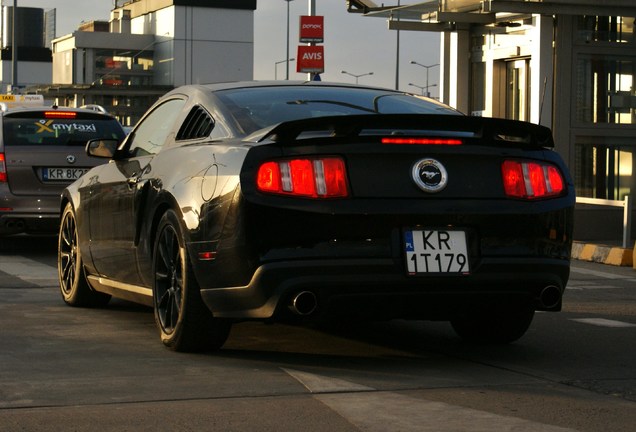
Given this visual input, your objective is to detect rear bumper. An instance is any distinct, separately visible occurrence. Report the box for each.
[200,256,570,320]
[0,192,61,235]
[0,213,59,235]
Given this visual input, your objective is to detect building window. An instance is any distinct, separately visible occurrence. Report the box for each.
[575,136,636,200]
[576,55,635,124]
[93,49,154,86]
[491,58,531,120]
[506,58,531,122]
[577,16,635,44]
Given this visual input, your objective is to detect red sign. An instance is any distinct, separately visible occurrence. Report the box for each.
[296,45,324,73]
[299,15,324,43]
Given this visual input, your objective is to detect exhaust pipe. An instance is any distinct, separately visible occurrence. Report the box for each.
[4,219,25,233]
[539,285,561,309]
[289,291,318,316]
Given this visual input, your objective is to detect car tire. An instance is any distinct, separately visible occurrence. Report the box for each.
[58,203,111,307]
[450,304,535,344]
[153,210,231,352]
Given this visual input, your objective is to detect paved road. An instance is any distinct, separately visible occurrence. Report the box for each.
[0,236,634,431]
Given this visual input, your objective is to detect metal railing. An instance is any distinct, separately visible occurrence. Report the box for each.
[576,195,632,248]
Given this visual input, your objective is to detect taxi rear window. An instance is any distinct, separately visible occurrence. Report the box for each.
[2,111,125,146]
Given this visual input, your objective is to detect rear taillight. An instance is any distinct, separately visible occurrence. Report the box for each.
[257,157,348,198]
[502,160,565,199]
[0,153,6,183]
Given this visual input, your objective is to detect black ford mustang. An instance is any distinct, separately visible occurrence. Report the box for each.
[58,81,575,352]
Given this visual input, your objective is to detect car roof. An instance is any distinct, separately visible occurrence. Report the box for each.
[168,80,405,97]
[0,105,116,118]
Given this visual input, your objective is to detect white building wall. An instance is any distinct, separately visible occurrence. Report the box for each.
[139,5,253,86]
[0,60,51,92]
[530,15,555,128]
[440,29,470,114]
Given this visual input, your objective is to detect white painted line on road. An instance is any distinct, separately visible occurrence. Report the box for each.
[570,266,636,281]
[571,318,636,328]
[317,392,577,432]
[567,285,619,290]
[284,369,577,432]
[282,368,374,393]
[0,255,58,287]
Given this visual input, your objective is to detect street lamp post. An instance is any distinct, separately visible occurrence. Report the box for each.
[408,82,437,97]
[341,70,373,84]
[275,58,295,80]
[284,0,294,80]
[410,61,439,97]
[11,0,18,92]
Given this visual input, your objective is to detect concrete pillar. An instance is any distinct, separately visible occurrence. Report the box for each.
[440,27,470,114]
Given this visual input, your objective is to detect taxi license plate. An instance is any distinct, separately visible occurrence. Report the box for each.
[42,167,89,181]
[405,229,470,274]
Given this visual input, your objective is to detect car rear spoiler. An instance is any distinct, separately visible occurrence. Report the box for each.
[246,114,555,149]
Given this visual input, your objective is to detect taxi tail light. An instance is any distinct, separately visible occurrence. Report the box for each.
[0,152,6,182]
[502,160,565,199]
[257,157,348,198]
[44,111,77,119]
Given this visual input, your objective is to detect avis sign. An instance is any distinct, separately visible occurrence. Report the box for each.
[299,15,324,43]
[297,45,324,73]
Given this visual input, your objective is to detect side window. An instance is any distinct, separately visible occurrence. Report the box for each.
[176,105,214,141]
[127,98,186,157]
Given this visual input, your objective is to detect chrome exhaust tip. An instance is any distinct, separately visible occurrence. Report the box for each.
[289,291,318,316]
[539,285,562,309]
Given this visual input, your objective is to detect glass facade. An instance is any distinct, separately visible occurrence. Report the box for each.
[573,16,636,200]
[93,49,154,86]
[575,56,635,125]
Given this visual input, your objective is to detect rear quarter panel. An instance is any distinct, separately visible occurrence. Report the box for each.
[131,141,252,287]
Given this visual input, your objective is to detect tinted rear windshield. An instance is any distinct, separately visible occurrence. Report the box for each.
[2,111,125,146]
[215,86,461,134]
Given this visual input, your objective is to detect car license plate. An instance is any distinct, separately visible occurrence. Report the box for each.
[405,229,470,274]
[42,167,89,181]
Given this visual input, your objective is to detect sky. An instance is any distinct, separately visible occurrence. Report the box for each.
[13,0,441,97]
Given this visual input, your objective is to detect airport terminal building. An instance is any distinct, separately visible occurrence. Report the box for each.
[349,0,636,205]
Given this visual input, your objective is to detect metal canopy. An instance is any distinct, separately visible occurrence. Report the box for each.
[349,0,636,29]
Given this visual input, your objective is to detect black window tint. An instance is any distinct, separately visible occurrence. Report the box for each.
[3,113,125,146]
[215,86,460,135]
[176,106,214,141]
[127,98,186,157]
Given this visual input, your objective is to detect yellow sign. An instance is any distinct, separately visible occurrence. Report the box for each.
[0,94,44,107]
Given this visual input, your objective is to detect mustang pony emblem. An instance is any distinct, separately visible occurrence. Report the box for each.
[412,158,448,193]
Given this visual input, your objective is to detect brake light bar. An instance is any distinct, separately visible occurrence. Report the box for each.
[382,137,463,145]
[45,111,77,119]
[502,160,565,199]
[0,152,6,183]
[257,157,348,198]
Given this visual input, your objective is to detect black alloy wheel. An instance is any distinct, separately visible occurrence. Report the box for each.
[153,210,231,352]
[58,203,110,307]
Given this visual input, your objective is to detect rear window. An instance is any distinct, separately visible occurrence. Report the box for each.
[215,86,461,134]
[2,111,125,146]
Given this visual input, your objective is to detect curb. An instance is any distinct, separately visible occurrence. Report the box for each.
[572,241,633,267]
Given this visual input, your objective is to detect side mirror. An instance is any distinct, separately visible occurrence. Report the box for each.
[86,138,119,159]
